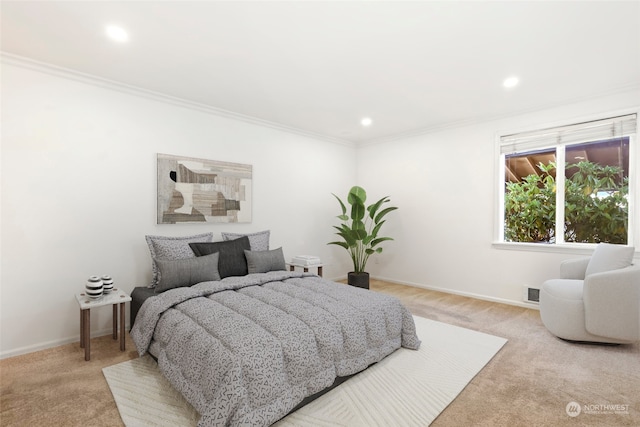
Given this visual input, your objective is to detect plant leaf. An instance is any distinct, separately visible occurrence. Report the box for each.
[327,241,349,249]
[351,201,366,222]
[332,193,347,216]
[367,196,390,219]
[370,237,393,247]
[348,186,367,204]
[370,220,385,239]
[374,206,398,223]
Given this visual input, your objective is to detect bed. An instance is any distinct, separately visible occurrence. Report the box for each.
[130,232,421,427]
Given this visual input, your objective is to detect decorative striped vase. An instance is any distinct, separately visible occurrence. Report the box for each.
[85,276,103,299]
[101,275,114,294]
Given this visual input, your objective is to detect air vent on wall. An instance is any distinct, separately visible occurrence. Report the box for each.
[522,285,540,304]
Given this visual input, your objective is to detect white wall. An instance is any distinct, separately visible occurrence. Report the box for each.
[3,58,638,358]
[0,62,356,358]
[358,89,640,306]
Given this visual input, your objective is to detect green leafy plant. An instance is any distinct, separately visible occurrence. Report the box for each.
[504,161,628,243]
[328,186,398,273]
[564,161,628,243]
[504,162,556,243]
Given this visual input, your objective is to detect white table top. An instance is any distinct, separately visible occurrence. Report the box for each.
[287,262,323,267]
[75,288,131,310]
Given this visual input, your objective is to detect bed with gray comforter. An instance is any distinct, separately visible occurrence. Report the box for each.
[131,270,421,427]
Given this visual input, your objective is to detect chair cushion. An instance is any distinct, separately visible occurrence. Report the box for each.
[541,279,584,301]
[585,243,634,277]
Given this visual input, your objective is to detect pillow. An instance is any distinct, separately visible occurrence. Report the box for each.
[189,236,251,278]
[585,243,635,277]
[245,247,286,274]
[221,230,270,251]
[145,232,213,287]
[155,252,220,293]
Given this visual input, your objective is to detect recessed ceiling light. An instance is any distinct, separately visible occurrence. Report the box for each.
[503,76,519,88]
[361,117,373,127]
[106,25,129,43]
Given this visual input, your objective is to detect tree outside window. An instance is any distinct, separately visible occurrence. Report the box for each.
[503,138,630,244]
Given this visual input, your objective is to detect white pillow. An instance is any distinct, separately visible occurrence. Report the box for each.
[585,243,635,277]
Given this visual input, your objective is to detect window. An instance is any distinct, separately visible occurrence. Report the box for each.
[499,114,636,246]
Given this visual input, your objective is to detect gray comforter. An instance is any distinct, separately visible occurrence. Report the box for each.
[131,271,421,427]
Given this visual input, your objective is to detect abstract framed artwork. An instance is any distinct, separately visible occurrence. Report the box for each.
[157,153,252,224]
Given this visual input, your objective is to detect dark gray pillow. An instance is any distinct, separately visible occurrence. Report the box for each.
[189,236,251,278]
[155,252,220,293]
[244,247,286,274]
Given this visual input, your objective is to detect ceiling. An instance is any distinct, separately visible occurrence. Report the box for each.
[2,1,639,145]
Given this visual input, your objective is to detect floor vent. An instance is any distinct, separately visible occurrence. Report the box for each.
[523,286,540,304]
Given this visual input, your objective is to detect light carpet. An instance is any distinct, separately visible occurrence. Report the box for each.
[103,316,507,426]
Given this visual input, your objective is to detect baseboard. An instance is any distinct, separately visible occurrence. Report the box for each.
[371,275,541,310]
[0,325,131,360]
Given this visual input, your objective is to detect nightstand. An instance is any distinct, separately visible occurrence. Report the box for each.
[75,288,132,361]
[287,263,324,277]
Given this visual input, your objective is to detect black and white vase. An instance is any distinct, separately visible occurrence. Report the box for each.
[101,275,114,294]
[85,276,103,299]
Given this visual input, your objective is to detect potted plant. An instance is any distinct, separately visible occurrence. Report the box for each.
[328,186,398,289]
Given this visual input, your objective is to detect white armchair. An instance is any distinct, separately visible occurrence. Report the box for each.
[539,245,640,344]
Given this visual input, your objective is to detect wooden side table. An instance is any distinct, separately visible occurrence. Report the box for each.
[287,263,324,277]
[75,289,132,361]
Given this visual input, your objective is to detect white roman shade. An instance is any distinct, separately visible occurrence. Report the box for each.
[500,114,637,155]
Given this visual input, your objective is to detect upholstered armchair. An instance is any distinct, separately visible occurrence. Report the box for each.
[539,244,640,344]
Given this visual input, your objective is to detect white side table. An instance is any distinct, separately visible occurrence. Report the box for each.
[75,288,132,361]
[287,263,324,277]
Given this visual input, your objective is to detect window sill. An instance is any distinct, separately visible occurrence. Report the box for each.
[492,241,597,256]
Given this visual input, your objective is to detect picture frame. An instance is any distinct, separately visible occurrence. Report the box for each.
[157,153,252,224]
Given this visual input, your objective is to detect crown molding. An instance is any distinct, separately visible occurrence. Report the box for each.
[1,52,356,148]
[358,81,640,147]
[4,52,637,150]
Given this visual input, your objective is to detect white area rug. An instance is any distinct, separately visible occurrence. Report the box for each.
[103,316,507,426]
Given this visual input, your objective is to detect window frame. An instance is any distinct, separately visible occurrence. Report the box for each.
[494,109,639,254]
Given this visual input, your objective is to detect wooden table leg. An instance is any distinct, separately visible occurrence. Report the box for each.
[83,309,90,361]
[119,302,126,351]
[112,304,118,340]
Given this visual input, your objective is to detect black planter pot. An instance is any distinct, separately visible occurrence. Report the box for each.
[348,272,370,289]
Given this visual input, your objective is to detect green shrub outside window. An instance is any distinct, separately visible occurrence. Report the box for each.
[500,114,635,246]
[504,149,628,244]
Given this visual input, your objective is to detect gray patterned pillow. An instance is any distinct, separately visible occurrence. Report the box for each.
[155,252,220,293]
[244,247,286,274]
[145,232,213,287]
[221,230,270,251]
